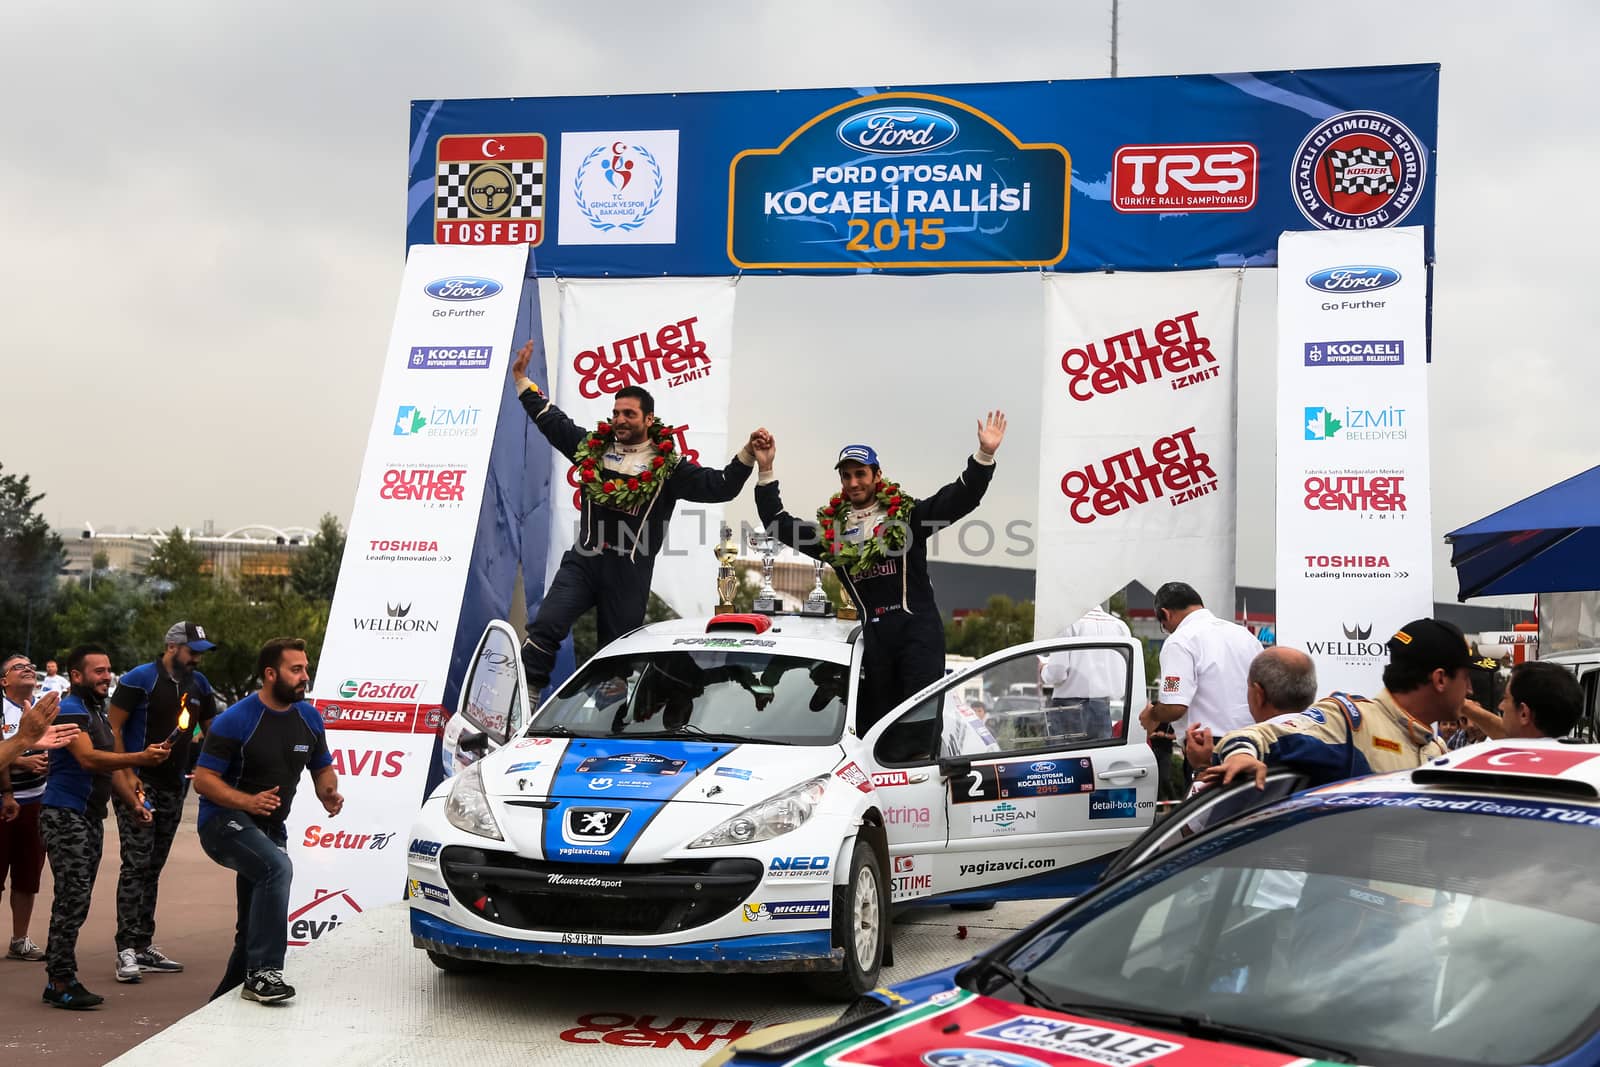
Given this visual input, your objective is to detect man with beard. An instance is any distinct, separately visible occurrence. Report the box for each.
[39,645,170,1009]
[106,620,219,982]
[752,413,1007,730]
[511,340,764,693]
[194,637,342,1004]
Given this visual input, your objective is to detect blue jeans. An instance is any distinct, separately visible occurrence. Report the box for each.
[198,814,291,996]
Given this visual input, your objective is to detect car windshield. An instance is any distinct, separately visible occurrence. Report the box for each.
[984,791,1600,1067]
[530,649,850,746]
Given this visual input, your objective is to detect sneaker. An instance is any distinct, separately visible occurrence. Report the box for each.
[7,936,45,961]
[114,947,143,983]
[135,946,184,973]
[43,979,105,1010]
[241,968,295,1004]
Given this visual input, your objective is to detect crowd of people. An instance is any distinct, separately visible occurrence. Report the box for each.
[1129,581,1585,803]
[0,626,341,1010]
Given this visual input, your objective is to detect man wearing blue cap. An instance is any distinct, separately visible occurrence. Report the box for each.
[753,413,1007,728]
[105,620,219,983]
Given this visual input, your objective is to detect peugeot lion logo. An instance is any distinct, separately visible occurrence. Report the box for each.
[563,808,629,846]
[1343,622,1373,640]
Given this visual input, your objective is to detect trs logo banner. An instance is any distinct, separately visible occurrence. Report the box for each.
[728,93,1069,270]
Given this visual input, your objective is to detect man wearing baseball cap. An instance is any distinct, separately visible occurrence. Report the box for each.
[752,413,1007,730]
[104,621,220,983]
[1208,617,1484,789]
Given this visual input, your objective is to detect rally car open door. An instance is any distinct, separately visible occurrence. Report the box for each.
[440,619,532,773]
[862,635,1157,903]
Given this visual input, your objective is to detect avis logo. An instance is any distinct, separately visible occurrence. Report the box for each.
[287,888,362,947]
[1113,143,1258,213]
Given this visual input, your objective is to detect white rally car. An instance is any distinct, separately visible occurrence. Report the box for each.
[408,610,1155,996]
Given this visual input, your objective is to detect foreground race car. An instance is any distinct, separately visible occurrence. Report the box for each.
[709,738,1600,1065]
[409,610,1156,995]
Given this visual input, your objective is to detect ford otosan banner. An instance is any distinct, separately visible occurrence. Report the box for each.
[1035,271,1241,639]
[1275,227,1432,694]
[407,64,1438,276]
[291,244,527,949]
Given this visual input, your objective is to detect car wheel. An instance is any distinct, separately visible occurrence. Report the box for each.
[807,840,886,999]
[426,949,489,974]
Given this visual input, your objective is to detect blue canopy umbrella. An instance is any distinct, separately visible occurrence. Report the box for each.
[1446,464,1600,600]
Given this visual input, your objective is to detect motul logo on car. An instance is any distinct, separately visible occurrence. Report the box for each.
[327,749,406,777]
[338,679,422,700]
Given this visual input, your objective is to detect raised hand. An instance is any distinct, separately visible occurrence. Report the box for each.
[511,338,535,381]
[977,410,1008,455]
[17,692,60,747]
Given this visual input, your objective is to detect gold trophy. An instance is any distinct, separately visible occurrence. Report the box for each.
[714,524,739,612]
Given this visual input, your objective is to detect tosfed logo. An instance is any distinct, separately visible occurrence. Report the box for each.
[434,133,547,246]
[1291,110,1427,231]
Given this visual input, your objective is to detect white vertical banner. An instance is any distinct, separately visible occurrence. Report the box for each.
[1035,270,1241,640]
[1276,227,1432,694]
[288,244,527,950]
[549,278,737,618]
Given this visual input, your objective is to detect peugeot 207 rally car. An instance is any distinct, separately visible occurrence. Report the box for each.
[408,611,1156,996]
[708,739,1600,1065]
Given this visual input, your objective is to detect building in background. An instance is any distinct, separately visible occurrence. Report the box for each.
[60,523,315,586]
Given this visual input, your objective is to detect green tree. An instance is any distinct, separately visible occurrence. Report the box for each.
[944,595,1035,659]
[144,527,206,589]
[291,513,347,601]
[571,593,678,665]
[0,463,67,656]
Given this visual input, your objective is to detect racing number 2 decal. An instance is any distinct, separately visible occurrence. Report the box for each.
[949,765,1001,804]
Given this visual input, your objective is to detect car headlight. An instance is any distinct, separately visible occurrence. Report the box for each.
[689,774,830,849]
[444,759,503,841]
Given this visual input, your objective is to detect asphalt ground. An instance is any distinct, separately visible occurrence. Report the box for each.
[0,795,238,1065]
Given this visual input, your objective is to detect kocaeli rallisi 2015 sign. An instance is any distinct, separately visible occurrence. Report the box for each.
[728,93,1069,270]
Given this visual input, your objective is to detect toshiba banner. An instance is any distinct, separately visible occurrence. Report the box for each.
[1275,227,1432,694]
[290,243,527,949]
[1035,271,1241,639]
[548,278,737,618]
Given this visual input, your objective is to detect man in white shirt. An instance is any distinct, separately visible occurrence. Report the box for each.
[1137,582,1259,777]
[35,661,70,701]
[1040,606,1132,740]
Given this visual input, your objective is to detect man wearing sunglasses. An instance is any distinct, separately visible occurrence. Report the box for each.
[105,621,219,983]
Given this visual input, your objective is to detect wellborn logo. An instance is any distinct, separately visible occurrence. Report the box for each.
[836,107,960,155]
[1306,623,1386,663]
[351,602,440,638]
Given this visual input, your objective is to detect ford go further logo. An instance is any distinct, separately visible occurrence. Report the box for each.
[1305,265,1401,293]
[424,276,503,301]
[836,107,960,155]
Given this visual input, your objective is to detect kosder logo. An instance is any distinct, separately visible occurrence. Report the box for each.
[1306,265,1402,292]
[836,107,960,155]
[424,276,503,301]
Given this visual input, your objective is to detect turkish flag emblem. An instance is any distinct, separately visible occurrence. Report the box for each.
[1454,747,1600,776]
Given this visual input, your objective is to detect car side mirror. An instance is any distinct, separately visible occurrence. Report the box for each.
[938,756,971,780]
[459,730,490,756]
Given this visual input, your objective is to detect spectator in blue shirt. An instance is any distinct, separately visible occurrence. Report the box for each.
[194,637,342,1005]
[38,645,170,1009]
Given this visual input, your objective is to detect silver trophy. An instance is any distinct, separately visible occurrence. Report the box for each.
[802,558,833,616]
[748,531,781,613]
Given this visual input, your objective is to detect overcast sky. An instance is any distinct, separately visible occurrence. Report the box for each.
[3,0,1593,607]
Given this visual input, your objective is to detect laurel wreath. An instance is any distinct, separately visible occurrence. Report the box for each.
[815,481,916,577]
[573,144,665,232]
[572,418,682,510]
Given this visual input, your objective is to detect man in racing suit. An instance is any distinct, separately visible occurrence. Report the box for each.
[1208,618,1482,788]
[752,413,1006,731]
[511,341,762,693]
